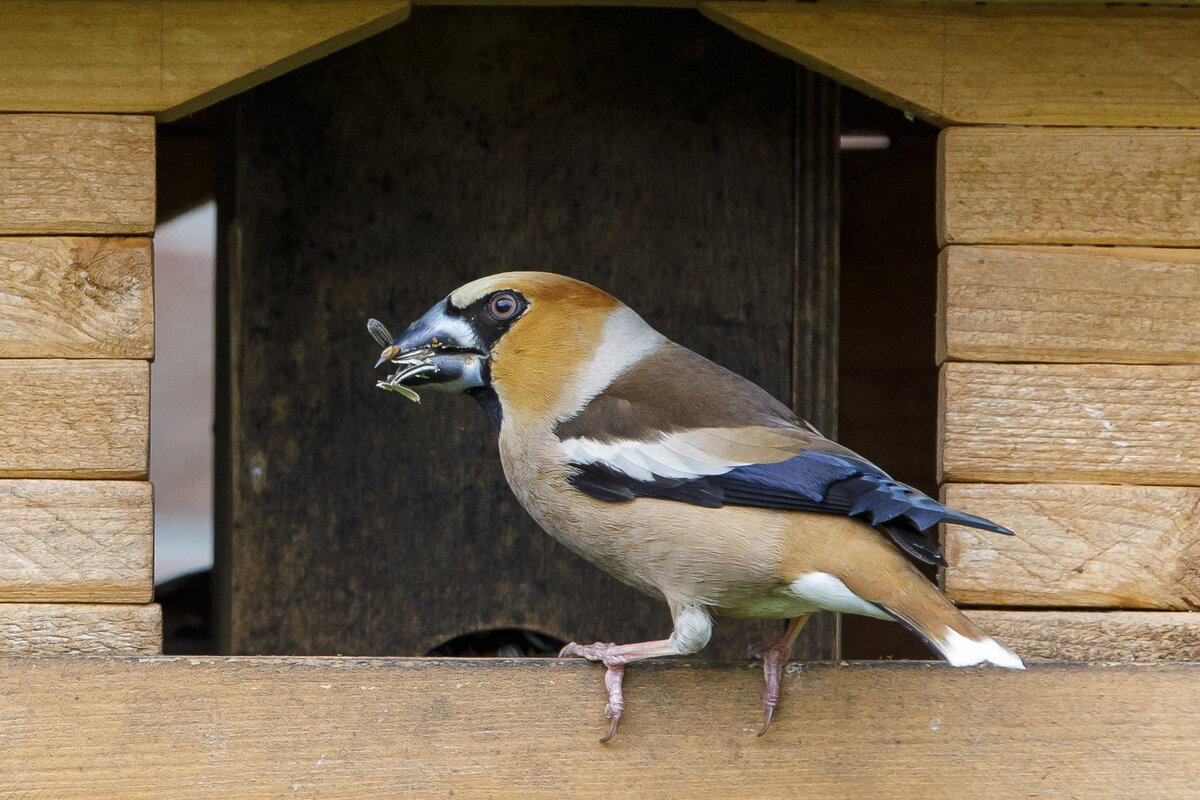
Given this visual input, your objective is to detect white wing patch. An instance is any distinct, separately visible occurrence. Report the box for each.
[559,434,749,483]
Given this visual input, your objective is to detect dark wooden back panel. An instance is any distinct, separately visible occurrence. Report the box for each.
[219,8,838,658]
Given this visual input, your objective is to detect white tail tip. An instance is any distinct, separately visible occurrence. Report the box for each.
[940,628,1025,670]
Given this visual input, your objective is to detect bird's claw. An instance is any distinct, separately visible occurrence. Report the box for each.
[757,705,775,738]
[561,642,626,742]
[750,640,793,737]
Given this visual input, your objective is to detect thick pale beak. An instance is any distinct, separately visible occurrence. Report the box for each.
[376,298,488,393]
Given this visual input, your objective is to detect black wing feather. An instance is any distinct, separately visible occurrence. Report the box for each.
[566,449,1011,566]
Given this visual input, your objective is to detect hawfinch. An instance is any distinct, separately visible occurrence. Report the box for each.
[374,272,1023,740]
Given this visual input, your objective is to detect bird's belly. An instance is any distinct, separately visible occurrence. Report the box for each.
[715,573,895,620]
[499,432,787,607]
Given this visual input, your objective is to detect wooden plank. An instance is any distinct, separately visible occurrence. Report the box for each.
[939,362,1200,485]
[939,127,1200,247]
[224,8,822,660]
[0,657,1197,798]
[943,483,1200,610]
[0,237,153,358]
[416,0,695,5]
[0,480,153,603]
[938,245,1200,365]
[700,3,1200,127]
[0,603,160,655]
[0,115,155,235]
[966,610,1200,663]
[0,2,410,121]
[0,360,148,479]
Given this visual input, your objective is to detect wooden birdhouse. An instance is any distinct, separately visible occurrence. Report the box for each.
[2,2,1198,796]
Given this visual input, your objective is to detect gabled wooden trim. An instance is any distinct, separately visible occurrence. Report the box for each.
[701,2,1200,127]
[0,1,410,121]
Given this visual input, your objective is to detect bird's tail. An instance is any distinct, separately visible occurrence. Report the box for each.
[880,600,1025,669]
[840,555,1024,670]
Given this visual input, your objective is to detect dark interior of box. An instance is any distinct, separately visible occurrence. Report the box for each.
[154,7,940,662]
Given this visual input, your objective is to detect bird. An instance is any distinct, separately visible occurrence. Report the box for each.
[373,271,1023,741]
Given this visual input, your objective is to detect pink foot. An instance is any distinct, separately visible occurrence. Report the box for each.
[561,641,627,742]
[749,640,792,736]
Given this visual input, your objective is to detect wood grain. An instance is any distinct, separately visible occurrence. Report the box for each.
[0,237,153,358]
[939,127,1200,246]
[0,603,160,655]
[0,656,1197,798]
[0,2,410,120]
[0,360,148,479]
[0,114,155,235]
[938,245,1200,365]
[939,362,1200,485]
[967,610,1200,663]
[701,2,1200,127]
[0,480,153,603]
[943,483,1200,610]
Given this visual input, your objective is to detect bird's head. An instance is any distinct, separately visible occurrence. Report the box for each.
[374,272,665,428]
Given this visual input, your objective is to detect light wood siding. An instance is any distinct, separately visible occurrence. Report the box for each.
[0,237,153,359]
[0,115,154,235]
[939,128,1200,246]
[0,603,160,654]
[944,484,1200,610]
[0,480,153,603]
[938,245,1200,365]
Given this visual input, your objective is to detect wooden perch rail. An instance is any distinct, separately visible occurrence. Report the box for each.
[0,657,1196,798]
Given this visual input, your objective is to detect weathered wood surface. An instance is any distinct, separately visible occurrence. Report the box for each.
[0,115,155,235]
[967,610,1200,664]
[0,237,153,358]
[0,657,1197,798]
[940,362,1200,485]
[418,0,695,4]
[224,9,835,660]
[0,603,160,655]
[701,2,1200,127]
[938,245,1200,365]
[0,2,410,121]
[943,483,1200,610]
[939,127,1200,246]
[0,480,153,603]
[0,360,148,479]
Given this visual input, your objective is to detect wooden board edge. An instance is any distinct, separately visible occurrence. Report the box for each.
[965,609,1200,663]
[0,656,1198,798]
[699,2,949,126]
[0,602,161,655]
[158,3,412,121]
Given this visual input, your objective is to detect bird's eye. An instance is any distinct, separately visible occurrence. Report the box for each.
[489,292,519,320]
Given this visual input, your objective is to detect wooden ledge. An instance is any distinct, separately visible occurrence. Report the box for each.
[1,656,1195,797]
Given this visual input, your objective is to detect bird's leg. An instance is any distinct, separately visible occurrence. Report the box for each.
[559,638,679,742]
[560,605,712,742]
[748,613,811,737]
